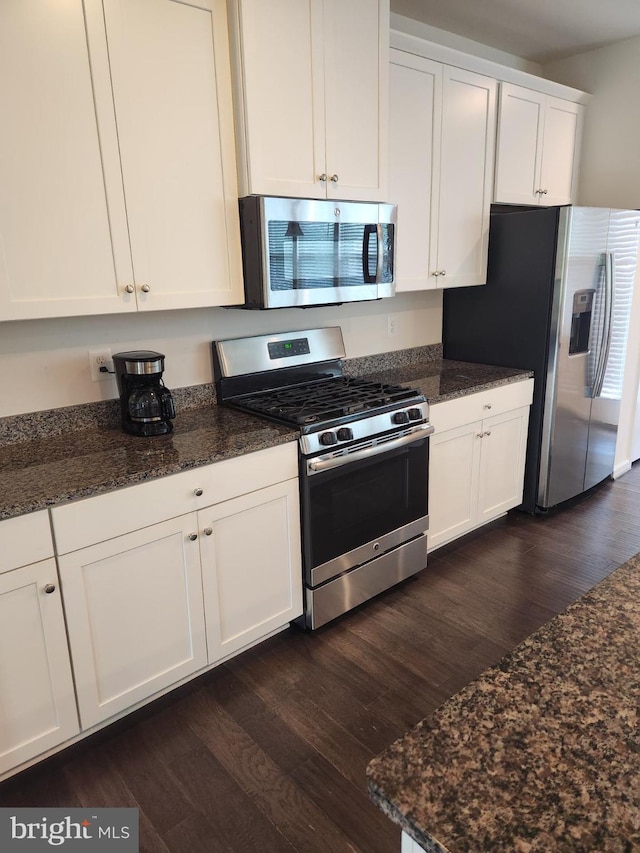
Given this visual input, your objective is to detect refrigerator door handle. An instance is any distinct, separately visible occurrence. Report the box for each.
[592,251,615,398]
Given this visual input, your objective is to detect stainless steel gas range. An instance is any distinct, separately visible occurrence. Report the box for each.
[213,327,434,630]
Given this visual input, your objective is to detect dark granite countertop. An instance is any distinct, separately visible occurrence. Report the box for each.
[0,405,296,522]
[353,359,532,405]
[367,553,640,853]
[0,356,532,522]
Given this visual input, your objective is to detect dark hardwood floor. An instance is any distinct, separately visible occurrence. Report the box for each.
[3,463,640,852]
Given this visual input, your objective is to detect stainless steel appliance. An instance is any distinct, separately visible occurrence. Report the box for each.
[113,350,176,437]
[237,196,396,309]
[213,327,433,629]
[443,205,640,512]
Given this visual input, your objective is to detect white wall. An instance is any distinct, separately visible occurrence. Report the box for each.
[390,11,542,74]
[544,36,640,208]
[0,290,442,418]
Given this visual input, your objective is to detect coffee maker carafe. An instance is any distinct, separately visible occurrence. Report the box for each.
[113,351,176,436]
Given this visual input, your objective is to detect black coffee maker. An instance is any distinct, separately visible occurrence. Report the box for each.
[112,351,176,436]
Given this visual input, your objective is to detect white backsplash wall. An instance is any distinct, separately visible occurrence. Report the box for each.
[0,290,442,418]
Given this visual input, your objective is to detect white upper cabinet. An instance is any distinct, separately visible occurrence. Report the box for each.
[100,0,243,310]
[0,0,132,320]
[390,51,496,292]
[228,0,389,201]
[0,0,243,321]
[494,82,583,206]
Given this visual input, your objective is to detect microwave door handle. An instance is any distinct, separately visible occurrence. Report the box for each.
[376,224,384,284]
[362,224,376,283]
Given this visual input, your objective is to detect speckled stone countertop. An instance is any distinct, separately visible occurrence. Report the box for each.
[0,406,296,522]
[367,553,640,853]
[0,352,531,521]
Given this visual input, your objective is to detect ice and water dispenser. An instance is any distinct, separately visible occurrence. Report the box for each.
[569,289,594,355]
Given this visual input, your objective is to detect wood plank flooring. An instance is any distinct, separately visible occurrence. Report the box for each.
[3,463,640,852]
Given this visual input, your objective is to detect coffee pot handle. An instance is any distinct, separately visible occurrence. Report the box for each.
[160,386,176,420]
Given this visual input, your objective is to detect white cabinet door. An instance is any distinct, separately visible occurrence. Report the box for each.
[59,515,207,729]
[230,0,388,201]
[476,406,530,524]
[435,66,497,289]
[428,386,533,551]
[0,0,133,320]
[494,83,545,205]
[540,97,583,206]
[428,421,481,550]
[322,0,389,201]
[0,560,79,776]
[389,55,496,292]
[199,480,303,662]
[99,0,243,310]
[389,51,441,293]
[494,82,582,206]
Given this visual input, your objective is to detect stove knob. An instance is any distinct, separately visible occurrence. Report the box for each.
[408,408,423,421]
[337,427,354,442]
[391,411,410,425]
[320,431,338,446]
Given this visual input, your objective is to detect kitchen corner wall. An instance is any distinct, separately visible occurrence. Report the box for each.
[0,290,442,418]
[543,36,640,209]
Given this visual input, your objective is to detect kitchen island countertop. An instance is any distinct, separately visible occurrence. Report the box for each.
[367,551,640,852]
[0,358,532,521]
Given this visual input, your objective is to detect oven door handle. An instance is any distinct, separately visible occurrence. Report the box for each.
[306,423,435,475]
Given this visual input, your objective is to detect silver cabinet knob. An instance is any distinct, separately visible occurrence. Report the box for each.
[43,584,56,594]
[188,533,198,541]
[476,433,482,438]
[203,527,213,536]
[140,284,150,293]
[439,270,446,277]
[484,404,492,410]
[318,173,327,182]
[330,174,339,183]
[484,430,492,437]
[194,488,203,497]
[124,284,135,294]
[432,271,440,277]
[541,189,548,195]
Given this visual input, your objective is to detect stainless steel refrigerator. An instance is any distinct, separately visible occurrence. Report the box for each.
[443,205,640,513]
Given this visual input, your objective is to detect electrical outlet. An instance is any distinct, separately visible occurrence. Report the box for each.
[89,348,114,382]
[387,315,398,337]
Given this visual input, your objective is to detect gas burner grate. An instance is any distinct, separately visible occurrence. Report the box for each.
[236,376,421,425]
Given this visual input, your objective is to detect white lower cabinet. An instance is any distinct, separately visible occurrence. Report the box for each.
[51,443,302,731]
[0,514,79,776]
[199,479,303,662]
[428,381,533,551]
[57,515,207,729]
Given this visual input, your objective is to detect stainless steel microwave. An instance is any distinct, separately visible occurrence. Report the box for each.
[238,196,397,309]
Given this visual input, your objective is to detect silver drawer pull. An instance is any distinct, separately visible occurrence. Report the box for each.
[188,533,198,541]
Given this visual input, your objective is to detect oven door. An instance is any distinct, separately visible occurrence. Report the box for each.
[301,427,431,588]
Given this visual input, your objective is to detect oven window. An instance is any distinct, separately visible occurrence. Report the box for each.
[303,438,428,570]
[267,221,394,291]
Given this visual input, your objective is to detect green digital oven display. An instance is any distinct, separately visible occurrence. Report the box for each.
[267,338,311,359]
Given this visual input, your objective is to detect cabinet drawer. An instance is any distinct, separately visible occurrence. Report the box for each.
[51,442,298,555]
[0,511,54,574]
[429,379,533,433]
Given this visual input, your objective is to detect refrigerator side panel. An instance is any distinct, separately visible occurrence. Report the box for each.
[541,207,610,508]
[585,210,640,489]
[443,205,560,512]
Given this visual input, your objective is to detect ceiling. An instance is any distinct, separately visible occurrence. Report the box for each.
[390,0,640,63]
